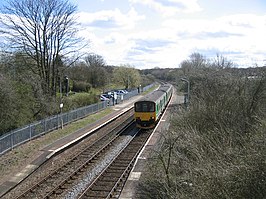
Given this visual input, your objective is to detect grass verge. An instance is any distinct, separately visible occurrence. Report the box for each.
[0,108,113,184]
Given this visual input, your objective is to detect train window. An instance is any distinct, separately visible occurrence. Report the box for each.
[135,102,155,112]
[142,103,148,112]
[149,103,155,112]
[135,103,142,112]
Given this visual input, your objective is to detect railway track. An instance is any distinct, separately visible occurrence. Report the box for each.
[7,108,135,199]
[77,128,151,199]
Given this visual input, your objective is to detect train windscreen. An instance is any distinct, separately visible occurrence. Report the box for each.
[135,101,155,112]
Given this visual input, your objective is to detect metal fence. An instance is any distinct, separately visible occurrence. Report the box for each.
[0,101,108,155]
[0,83,155,155]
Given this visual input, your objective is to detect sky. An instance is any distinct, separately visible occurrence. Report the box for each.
[2,0,266,69]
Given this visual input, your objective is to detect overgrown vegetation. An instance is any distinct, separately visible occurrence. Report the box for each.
[138,55,266,199]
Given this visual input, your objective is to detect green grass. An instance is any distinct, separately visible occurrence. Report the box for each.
[44,107,113,145]
[0,107,113,181]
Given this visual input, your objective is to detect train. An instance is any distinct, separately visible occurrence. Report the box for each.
[134,84,173,129]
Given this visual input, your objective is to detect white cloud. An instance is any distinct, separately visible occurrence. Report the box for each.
[159,14,266,67]
[75,2,266,69]
[77,7,145,29]
[129,0,202,16]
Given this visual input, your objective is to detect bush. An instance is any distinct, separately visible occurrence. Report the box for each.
[72,81,91,92]
[0,75,18,135]
[62,92,98,111]
[138,70,266,199]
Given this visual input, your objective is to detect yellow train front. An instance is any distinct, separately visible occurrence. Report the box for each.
[134,101,157,129]
[134,84,172,129]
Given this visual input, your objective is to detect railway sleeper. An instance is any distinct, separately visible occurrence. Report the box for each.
[111,163,130,167]
[118,151,137,156]
[103,172,122,177]
[110,161,129,166]
[95,181,116,187]
[54,188,64,194]
[99,176,119,182]
[80,153,92,158]
[123,148,142,154]
[112,160,131,165]
[109,166,127,170]
[89,160,100,164]
[105,172,124,178]
[107,169,126,174]
[116,155,136,161]
[91,185,112,192]
[78,166,88,172]
[105,169,125,174]
[85,190,109,198]
[121,147,140,152]
[110,164,130,169]
[57,185,68,191]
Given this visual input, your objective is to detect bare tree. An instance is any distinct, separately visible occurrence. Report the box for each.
[180,52,207,76]
[212,53,233,69]
[85,54,105,68]
[84,53,108,88]
[0,0,84,96]
[189,52,207,68]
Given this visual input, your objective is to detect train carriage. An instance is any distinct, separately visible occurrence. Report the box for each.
[134,84,172,129]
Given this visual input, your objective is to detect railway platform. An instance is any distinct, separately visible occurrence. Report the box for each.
[0,94,143,197]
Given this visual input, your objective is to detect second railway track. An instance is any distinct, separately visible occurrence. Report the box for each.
[3,108,139,199]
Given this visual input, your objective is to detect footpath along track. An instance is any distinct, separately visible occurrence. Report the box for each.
[77,128,151,199]
[3,108,135,199]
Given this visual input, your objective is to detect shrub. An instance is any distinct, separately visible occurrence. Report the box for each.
[62,92,98,111]
[72,81,91,92]
[0,75,18,135]
[138,70,266,199]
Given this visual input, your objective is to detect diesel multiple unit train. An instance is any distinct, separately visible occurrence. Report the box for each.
[134,84,173,129]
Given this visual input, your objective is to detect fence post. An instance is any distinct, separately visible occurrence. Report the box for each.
[57,114,59,129]
[11,132,13,150]
[29,124,32,140]
[44,118,47,133]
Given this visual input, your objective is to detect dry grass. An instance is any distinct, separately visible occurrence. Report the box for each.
[138,74,266,199]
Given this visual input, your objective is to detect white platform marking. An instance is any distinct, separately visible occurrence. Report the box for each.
[128,172,142,181]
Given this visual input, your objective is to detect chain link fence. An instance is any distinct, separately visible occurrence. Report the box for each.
[0,83,155,155]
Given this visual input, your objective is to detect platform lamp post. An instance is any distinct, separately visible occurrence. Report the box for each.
[59,77,64,129]
[64,75,69,96]
[181,78,190,107]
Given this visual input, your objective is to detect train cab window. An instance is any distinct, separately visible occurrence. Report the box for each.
[149,103,155,112]
[135,103,142,112]
[135,101,155,112]
[142,103,148,112]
